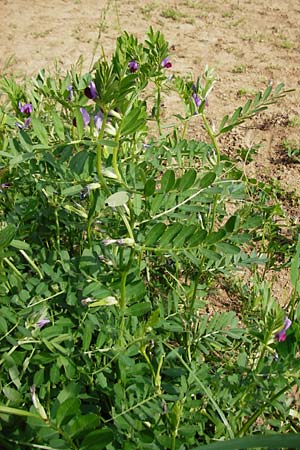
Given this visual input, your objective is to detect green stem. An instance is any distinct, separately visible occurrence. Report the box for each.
[112,121,123,183]
[118,248,136,342]
[209,193,219,233]
[54,207,60,251]
[117,208,135,240]
[96,110,110,195]
[189,255,204,313]
[156,83,162,135]
[202,113,221,164]
[181,118,188,140]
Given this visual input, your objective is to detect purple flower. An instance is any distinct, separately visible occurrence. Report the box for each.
[37,318,50,328]
[0,183,11,193]
[192,92,201,108]
[128,60,139,73]
[16,117,32,129]
[18,102,33,115]
[67,85,74,101]
[84,81,97,100]
[161,57,172,69]
[275,316,292,342]
[73,107,90,128]
[94,110,104,131]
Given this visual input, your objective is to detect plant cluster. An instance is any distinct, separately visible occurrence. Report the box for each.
[0,28,299,449]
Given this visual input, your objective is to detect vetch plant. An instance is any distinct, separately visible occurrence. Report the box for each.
[0,28,299,450]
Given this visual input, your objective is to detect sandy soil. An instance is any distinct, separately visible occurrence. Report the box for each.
[1,0,300,304]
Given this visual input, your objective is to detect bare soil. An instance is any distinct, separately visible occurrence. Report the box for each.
[1,0,300,304]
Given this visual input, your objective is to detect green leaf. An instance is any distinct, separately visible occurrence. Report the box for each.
[52,111,65,140]
[126,301,152,316]
[218,114,229,133]
[230,106,242,125]
[193,433,300,450]
[253,91,262,107]
[31,117,48,145]
[3,386,22,403]
[82,283,112,298]
[61,185,83,197]
[242,98,252,115]
[290,236,300,290]
[189,229,207,246]
[121,106,146,135]
[224,215,239,233]
[74,108,84,139]
[205,229,226,245]
[173,224,197,247]
[9,239,30,250]
[105,191,129,207]
[69,414,99,439]
[70,150,89,174]
[161,169,175,193]
[0,405,42,420]
[81,428,114,450]
[199,172,216,189]
[0,224,16,249]
[56,397,81,427]
[262,84,272,101]
[241,215,263,228]
[144,178,156,196]
[215,242,240,254]
[159,223,183,246]
[144,223,167,246]
[177,168,197,191]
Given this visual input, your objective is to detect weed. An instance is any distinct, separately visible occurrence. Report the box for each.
[0,28,298,450]
[161,8,183,21]
[282,139,300,162]
[232,64,246,73]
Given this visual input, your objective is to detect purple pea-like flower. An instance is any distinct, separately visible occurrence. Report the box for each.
[161,57,172,69]
[19,102,33,115]
[67,85,74,101]
[37,318,50,328]
[73,107,90,128]
[128,60,139,73]
[275,316,292,342]
[16,117,32,130]
[0,183,11,193]
[192,92,201,108]
[84,81,97,100]
[94,110,104,131]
